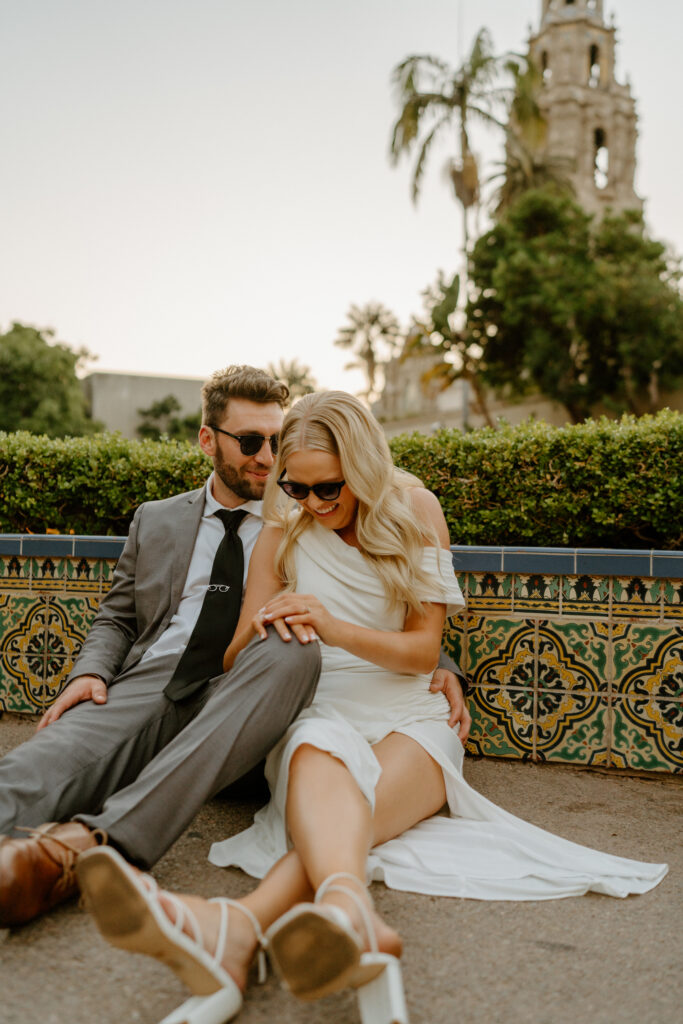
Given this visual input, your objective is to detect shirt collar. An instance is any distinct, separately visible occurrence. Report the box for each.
[203,472,264,520]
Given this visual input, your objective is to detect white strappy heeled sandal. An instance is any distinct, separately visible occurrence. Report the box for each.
[265,871,409,1022]
[77,846,267,1024]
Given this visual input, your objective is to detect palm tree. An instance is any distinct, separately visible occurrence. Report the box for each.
[334,303,401,401]
[266,359,317,403]
[389,28,507,260]
[490,57,575,216]
[489,138,575,216]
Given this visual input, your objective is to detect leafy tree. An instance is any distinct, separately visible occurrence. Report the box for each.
[137,394,201,441]
[0,322,99,437]
[265,359,317,403]
[467,188,683,422]
[334,303,401,401]
[403,272,494,427]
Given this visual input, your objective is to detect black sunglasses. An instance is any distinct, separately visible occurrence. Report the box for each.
[211,425,279,456]
[277,470,346,502]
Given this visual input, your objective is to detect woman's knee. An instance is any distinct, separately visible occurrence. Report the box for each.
[287,744,350,790]
[288,742,327,776]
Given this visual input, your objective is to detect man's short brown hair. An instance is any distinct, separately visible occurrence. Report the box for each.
[201,365,289,424]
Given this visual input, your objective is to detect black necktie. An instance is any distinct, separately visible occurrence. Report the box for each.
[164,508,249,701]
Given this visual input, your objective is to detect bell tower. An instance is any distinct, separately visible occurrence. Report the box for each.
[528,0,642,215]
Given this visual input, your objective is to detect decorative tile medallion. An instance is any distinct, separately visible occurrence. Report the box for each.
[0,656,38,714]
[46,596,101,667]
[465,686,535,760]
[537,621,609,693]
[0,594,49,712]
[535,692,608,766]
[611,697,683,773]
[0,593,48,656]
[0,583,105,713]
[612,623,683,700]
[467,616,535,690]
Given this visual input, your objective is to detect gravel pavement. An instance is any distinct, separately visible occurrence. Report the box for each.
[1,714,680,1024]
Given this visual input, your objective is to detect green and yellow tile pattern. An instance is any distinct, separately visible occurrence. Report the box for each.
[445,558,683,774]
[1,537,682,774]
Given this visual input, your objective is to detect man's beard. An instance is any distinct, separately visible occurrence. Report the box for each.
[214,452,268,502]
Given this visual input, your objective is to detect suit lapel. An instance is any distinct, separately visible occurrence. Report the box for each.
[169,487,206,613]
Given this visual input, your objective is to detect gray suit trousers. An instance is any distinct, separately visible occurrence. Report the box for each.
[0,633,320,868]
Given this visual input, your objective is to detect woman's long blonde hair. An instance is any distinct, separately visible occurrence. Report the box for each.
[263,391,445,614]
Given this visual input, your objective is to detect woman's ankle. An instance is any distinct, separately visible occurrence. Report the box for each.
[317,886,402,959]
[156,892,258,990]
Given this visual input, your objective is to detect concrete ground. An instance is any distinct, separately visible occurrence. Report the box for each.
[0,714,680,1024]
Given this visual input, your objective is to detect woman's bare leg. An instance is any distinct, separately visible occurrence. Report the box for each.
[371,732,448,845]
[157,732,447,983]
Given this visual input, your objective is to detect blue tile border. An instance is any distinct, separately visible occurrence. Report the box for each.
[0,536,22,555]
[73,538,126,558]
[652,553,683,578]
[0,534,126,559]
[575,550,652,577]
[21,537,74,557]
[451,547,503,573]
[0,536,681,579]
[449,545,683,579]
[503,550,575,574]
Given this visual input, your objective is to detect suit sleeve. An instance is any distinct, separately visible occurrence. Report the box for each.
[438,646,468,696]
[67,505,144,685]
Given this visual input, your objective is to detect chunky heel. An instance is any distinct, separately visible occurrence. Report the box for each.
[357,953,409,1024]
[266,871,404,1006]
[159,990,243,1024]
[78,846,267,1021]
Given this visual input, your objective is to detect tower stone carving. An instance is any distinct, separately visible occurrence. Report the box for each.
[528,0,641,215]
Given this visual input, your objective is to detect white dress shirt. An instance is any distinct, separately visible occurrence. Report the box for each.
[141,473,263,665]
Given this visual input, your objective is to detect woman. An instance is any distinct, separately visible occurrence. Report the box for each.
[78,392,667,1023]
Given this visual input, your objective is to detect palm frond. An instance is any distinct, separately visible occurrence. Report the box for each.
[411,112,451,202]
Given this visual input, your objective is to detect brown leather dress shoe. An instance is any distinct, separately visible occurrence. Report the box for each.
[0,821,107,927]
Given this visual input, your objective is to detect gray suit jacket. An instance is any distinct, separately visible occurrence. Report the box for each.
[69,487,206,684]
[69,483,467,691]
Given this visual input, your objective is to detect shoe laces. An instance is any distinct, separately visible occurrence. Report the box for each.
[14,824,107,900]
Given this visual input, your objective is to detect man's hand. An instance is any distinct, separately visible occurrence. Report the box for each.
[37,675,108,731]
[430,667,471,742]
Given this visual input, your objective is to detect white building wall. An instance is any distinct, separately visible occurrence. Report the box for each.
[83,371,204,439]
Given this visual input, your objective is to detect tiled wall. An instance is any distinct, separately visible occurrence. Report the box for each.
[443,547,683,775]
[0,536,122,716]
[1,536,681,774]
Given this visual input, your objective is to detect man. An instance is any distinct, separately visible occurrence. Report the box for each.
[0,365,469,928]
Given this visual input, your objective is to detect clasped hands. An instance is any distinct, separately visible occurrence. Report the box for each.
[252,591,471,741]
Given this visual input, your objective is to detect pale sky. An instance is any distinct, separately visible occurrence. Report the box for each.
[2,0,681,394]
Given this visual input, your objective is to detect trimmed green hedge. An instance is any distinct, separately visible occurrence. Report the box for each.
[389,410,683,549]
[0,432,210,535]
[1,411,682,547]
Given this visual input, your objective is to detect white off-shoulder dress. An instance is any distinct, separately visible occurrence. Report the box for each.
[209,523,667,900]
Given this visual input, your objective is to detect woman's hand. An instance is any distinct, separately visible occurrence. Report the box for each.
[254,593,339,646]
